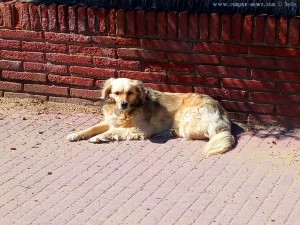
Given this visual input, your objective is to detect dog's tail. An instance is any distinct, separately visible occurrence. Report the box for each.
[205,130,235,157]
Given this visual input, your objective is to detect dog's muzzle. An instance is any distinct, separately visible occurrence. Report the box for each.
[120,102,128,110]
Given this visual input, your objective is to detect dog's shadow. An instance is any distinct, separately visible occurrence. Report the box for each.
[231,122,245,149]
[150,123,245,146]
[149,130,178,144]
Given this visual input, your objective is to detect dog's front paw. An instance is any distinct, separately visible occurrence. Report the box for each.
[89,136,111,143]
[88,137,99,143]
[66,133,82,142]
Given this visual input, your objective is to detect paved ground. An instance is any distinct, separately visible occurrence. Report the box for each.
[0,98,300,225]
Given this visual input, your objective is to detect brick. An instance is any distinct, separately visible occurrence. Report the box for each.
[48,4,57,31]
[77,6,86,33]
[278,59,300,72]
[68,6,76,32]
[46,53,92,65]
[116,9,125,36]
[136,10,146,36]
[58,5,67,32]
[93,57,140,70]
[21,3,31,29]
[92,36,138,46]
[87,7,96,33]
[167,12,177,38]
[195,87,247,100]
[232,14,242,42]
[199,13,209,40]
[144,83,193,93]
[24,62,67,74]
[127,11,136,36]
[243,15,253,43]
[222,78,275,91]
[0,29,42,40]
[1,2,12,27]
[266,16,276,44]
[157,11,166,37]
[69,66,115,79]
[178,12,188,39]
[144,62,194,73]
[278,17,288,45]
[221,100,274,114]
[24,61,45,71]
[95,79,105,87]
[45,32,91,43]
[189,14,198,39]
[222,56,276,69]
[210,13,219,41]
[2,71,46,82]
[169,74,219,86]
[117,48,165,60]
[0,3,3,27]
[70,88,101,99]
[0,60,21,70]
[221,14,231,41]
[0,81,22,91]
[22,41,67,53]
[280,83,300,93]
[250,92,300,104]
[251,69,300,81]
[289,17,300,45]
[48,74,94,87]
[146,11,156,36]
[168,53,219,64]
[247,114,277,123]
[14,2,30,29]
[39,4,48,30]
[141,39,192,52]
[254,15,265,43]
[249,114,300,126]
[24,84,69,96]
[108,9,116,36]
[198,65,247,78]
[69,45,116,57]
[98,8,106,32]
[29,4,39,30]
[1,50,44,61]
[119,71,166,82]
[250,46,300,58]
[278,106,300,117]
[0,39,21,49]
[194,43,248,54]
[227,112,248,121]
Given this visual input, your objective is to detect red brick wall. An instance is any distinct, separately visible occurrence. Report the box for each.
[0,2,300,126]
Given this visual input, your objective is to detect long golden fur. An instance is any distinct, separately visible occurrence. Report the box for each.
[67,78,235,156]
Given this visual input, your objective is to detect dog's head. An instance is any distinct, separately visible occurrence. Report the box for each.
[101,78,147,110]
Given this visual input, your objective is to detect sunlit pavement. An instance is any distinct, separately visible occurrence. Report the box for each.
[0,106,300,225]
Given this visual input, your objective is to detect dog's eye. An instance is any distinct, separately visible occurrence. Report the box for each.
[127,91,133,96]
[114,91,120,95]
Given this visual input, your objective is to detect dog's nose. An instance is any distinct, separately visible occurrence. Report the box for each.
[121,102,128,109]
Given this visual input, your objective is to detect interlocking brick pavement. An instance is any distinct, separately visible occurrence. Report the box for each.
[0,99,300,225]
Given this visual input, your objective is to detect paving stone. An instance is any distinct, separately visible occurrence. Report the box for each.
[0,107,299,225]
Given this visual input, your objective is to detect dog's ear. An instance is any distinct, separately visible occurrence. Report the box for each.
[133,80,147,103]
[138,86,147,102]
[101,78,115,99]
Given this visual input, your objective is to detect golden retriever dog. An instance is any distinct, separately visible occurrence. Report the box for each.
[66,78,234,156]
